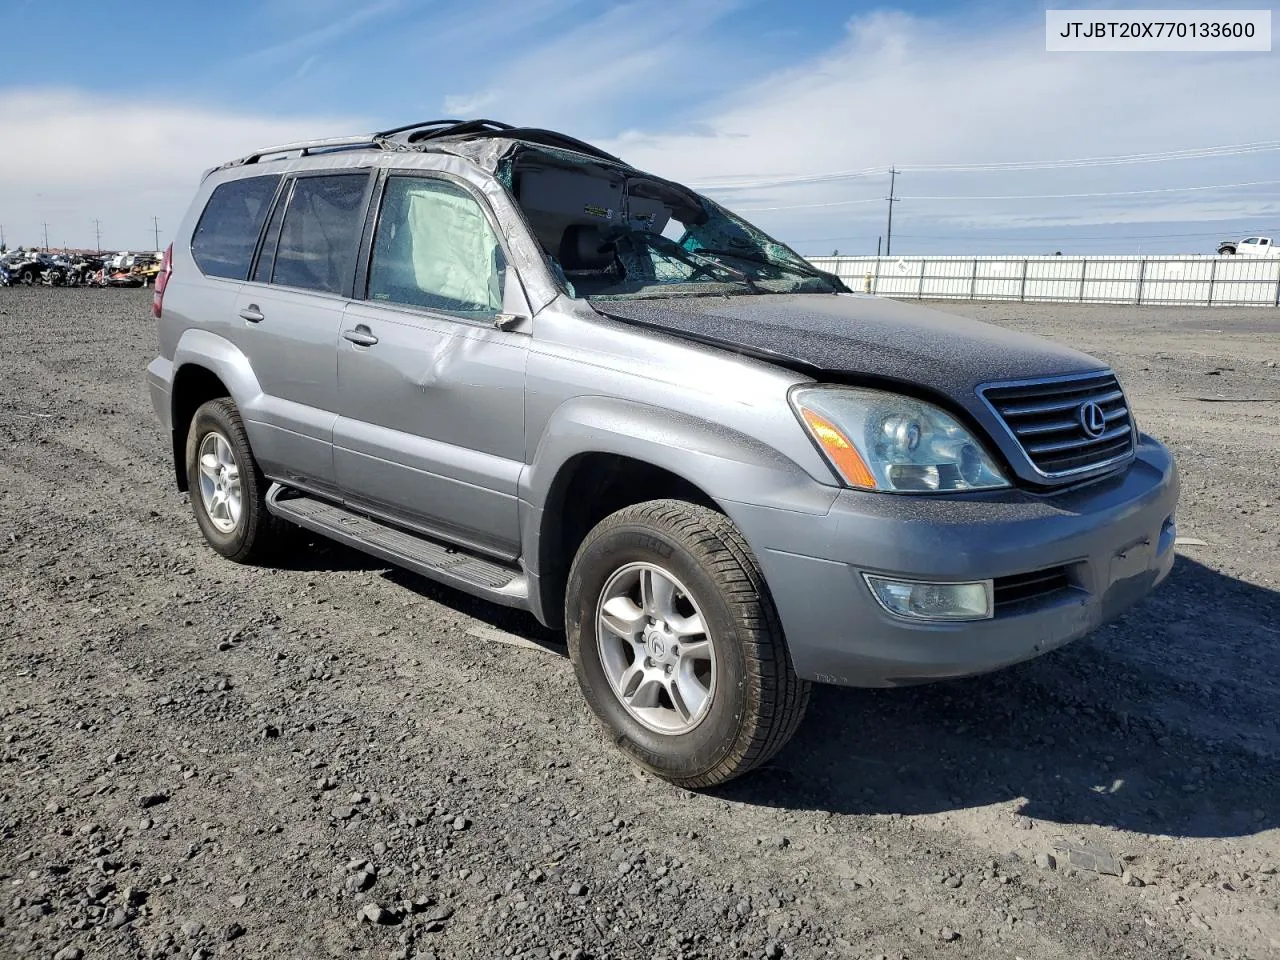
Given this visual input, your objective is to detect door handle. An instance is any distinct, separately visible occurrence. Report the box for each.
[342,326,379,347]
[239,305,265,323]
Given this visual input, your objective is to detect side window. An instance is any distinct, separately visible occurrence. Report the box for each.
[1243,238,1260,245]
[271,174,368,294]
[367,176,506,319]
[191,175,280,280]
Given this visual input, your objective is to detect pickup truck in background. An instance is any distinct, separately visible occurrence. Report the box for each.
[1217,236,1280,256]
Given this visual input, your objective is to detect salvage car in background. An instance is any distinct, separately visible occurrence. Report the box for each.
[4,251,56,285]
[1216,235,1280,256]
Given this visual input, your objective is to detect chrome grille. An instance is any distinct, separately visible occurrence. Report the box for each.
[981,370,1134,479]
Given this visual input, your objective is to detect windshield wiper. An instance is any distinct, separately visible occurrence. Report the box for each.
[691,247,831,284]
[678,247,763,294]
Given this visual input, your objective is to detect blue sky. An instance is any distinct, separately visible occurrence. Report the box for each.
[1,0,1277,254]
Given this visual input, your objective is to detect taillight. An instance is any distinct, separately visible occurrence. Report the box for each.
[152,243,173,319]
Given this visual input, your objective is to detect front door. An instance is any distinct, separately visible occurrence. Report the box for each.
[334,173,529,560]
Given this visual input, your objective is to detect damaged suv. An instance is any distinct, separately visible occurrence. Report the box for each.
[147,120,1178,786]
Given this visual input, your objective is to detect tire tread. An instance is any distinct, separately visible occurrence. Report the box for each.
[187,397,280,565]
[575,499,810,788]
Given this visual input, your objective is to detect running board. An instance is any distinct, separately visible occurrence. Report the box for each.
[265,484,530,609]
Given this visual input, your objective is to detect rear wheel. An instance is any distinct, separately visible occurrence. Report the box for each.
[184,397,279,564]
[566,500,809,788]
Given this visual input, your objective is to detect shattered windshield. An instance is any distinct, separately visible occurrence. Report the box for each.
[507,151,844,299]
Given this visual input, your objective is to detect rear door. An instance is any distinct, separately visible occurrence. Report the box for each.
[234,171,372,495]
[333,172,530,559]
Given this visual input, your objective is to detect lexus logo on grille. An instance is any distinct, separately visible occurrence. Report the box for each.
[1078,401,1107,439]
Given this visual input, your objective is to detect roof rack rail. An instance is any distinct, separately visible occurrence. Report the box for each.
[213,120,625,176]
[217,135,378,170]
[375,118,623,164]
[372,118,469,139]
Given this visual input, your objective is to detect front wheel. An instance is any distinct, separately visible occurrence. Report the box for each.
[566,500,810,788]
[184,397,280,564]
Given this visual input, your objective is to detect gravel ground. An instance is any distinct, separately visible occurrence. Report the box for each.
[1,288,1278,960]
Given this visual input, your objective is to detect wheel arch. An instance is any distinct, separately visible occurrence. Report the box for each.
[168,330,263,492]
[169,365,231,491]
[521,396,836,630]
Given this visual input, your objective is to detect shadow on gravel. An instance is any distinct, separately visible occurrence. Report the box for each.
[266,531,567,649]
[381,567,567,651]
[272,534,388,572]
[718,556,1280,841]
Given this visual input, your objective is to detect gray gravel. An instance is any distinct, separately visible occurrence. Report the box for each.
[1,287,1278,959]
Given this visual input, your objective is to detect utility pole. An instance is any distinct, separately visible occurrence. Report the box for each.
[0,223,5,250]
[42,222,50,252]
[152,216,160,251]
[876,235,882,257]
[93,219,102,254]
[884,168,899,257]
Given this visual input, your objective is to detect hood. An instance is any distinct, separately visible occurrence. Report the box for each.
[591,293,1104,400]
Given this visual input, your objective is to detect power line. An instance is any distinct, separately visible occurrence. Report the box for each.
[691,138,1280,192]
[789,223,1279,245]
[900,178,1280,202]
[736,177,1280,212]
[696,140,1280,195]
[892,228,1274,242]
[738,197,884,212]
[692,166,885,191]
[901,140,1280,173]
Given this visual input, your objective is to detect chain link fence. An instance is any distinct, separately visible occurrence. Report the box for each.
[807,255,1280,306]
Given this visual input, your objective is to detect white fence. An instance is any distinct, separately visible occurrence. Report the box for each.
[807,255,1280,307]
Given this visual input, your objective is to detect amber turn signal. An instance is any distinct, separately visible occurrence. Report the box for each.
[800,408,877,489]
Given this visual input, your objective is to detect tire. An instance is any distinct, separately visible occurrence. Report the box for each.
[184,397,280,564]
[20,268,35,285]
[566,499,810,788]
[1218,246,1235,256]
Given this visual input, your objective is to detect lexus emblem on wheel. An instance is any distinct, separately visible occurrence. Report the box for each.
[1078,400,1107,439]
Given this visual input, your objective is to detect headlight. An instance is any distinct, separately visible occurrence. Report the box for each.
[791,386,1009,492]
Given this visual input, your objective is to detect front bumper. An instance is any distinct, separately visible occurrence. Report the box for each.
[729,435,1179,687]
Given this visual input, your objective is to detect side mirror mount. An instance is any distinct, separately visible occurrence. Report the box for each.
[494,266,532,332]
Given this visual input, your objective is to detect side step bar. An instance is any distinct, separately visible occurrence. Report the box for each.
[265,484,530,610]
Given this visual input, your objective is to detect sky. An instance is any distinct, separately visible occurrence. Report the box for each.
[1,0,1277,255]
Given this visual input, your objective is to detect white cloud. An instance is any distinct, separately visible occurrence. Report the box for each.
[0,90,361,250]
[594,11,1280,251]
[235,0,402,70]
[442,91,498,116]
[434,0,744,137]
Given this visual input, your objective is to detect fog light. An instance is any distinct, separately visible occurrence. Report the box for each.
[863,575,993,621]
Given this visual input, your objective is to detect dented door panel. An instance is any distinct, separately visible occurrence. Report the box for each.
[333,302,528,559]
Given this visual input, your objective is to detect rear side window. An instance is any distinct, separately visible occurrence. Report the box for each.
[271,174,368,294]
[191,175,280,280]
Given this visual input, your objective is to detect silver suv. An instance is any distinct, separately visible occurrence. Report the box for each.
[147,119,1179,786]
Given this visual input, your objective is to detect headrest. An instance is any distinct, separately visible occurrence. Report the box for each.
[559,224,614,271]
